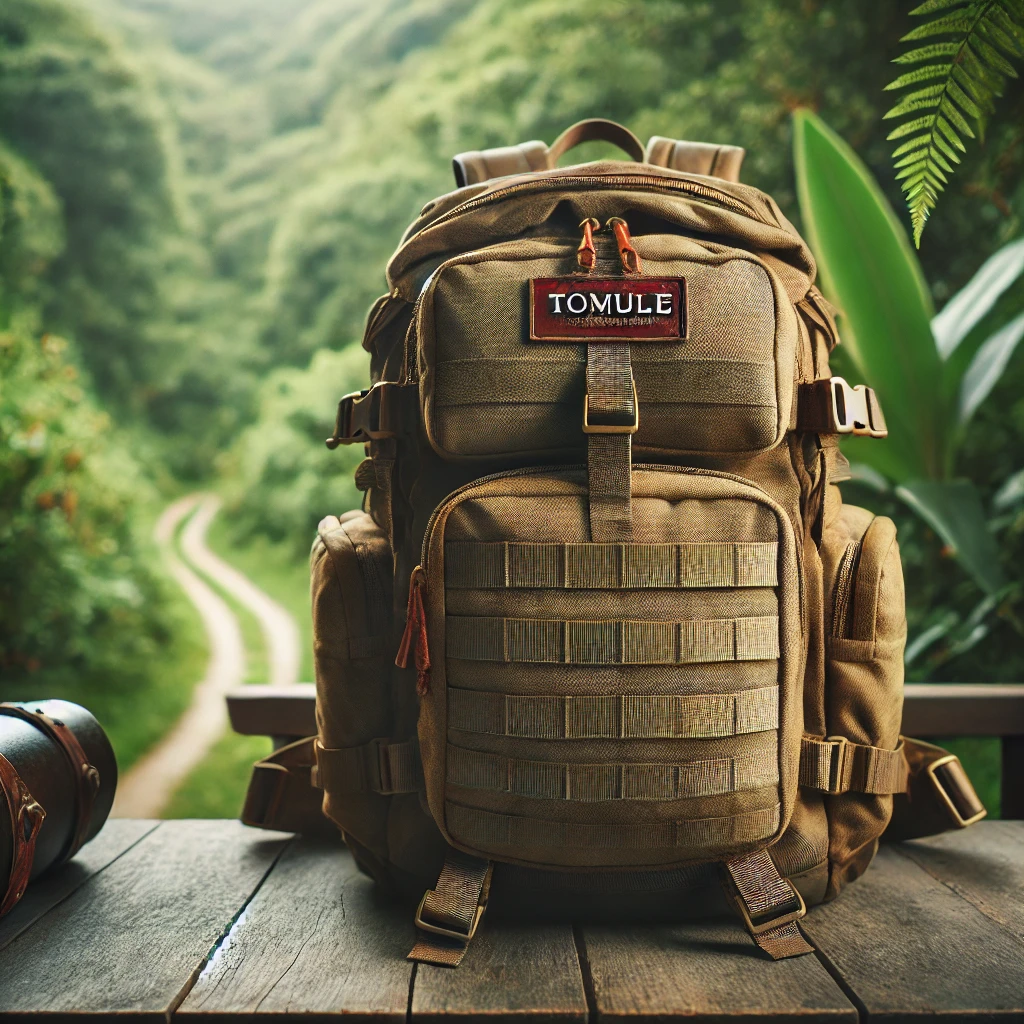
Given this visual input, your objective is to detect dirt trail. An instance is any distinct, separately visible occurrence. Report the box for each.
[111,493,299,817]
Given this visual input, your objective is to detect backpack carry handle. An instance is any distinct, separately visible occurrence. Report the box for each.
[545,118,646,167]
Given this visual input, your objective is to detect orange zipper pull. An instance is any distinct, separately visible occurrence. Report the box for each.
[608,217,642,275]
[577,217,600,271]
[396,566,431,695]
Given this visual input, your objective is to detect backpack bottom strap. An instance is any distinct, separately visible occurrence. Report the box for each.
[408,851,494,967]
[723,849,814,961]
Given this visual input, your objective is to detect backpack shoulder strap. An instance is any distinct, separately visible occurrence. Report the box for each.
[452,140,549,188]
[645,136,745,182]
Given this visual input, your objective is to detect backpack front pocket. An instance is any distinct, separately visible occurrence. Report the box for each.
[414,467,803,870]
[416,236,797,462]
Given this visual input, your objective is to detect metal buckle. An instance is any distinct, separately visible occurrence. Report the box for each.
[926,754,988,829]
[735,882,806,937]
[829,377,888,438]
[414,894,486,943]
[822,735,851,795]
[583,381,639,435]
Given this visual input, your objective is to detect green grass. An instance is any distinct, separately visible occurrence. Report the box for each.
[205,515,313,681]
[163,730,271,819]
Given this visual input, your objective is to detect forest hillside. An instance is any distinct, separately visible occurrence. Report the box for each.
[2,0,1022,806]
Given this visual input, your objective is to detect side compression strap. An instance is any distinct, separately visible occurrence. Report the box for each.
[799,736,909,795]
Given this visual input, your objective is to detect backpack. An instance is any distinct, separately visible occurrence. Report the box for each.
[254,119,987,966]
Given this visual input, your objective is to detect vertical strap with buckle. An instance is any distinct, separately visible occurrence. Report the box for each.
[723,850,813,960]
[584,343,637,542]
[0,751,46,917]
[408,851,493,967]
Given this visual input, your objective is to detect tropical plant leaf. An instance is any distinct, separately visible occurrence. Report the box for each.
[958,310,1024,422]
[885,0,1024,245]
[932,235,1024,356]
[793,110,945,482]
[896,479,1007,592]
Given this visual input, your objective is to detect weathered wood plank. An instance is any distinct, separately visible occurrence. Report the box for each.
[801,842,1024,1021]
[177,840,413,1022]
[0,819,290,1021]
[897,821,1024,946]
[412,922,588,1023]
[0,818,158,953]
[581,918,856,1023]
[901,683,1024,736]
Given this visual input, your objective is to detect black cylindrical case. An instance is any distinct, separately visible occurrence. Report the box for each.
[0,700,117,915]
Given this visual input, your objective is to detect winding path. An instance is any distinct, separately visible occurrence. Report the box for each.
[111,494,300,818]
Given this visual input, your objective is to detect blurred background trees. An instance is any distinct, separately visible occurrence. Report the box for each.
[1,0,1021,785]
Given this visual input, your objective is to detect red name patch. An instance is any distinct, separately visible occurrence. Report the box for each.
[529,277,686,342]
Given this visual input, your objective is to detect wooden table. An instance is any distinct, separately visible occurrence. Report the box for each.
[0,820,1021,1022]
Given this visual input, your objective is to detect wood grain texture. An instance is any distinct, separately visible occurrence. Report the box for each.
[581,919,856,1023]
[412,922,587,1023]
[801,841,1024,1021]
[896,821,1024,946]
[0,819,289,1021]
[0,818,158,952]
[178,840,413,1022]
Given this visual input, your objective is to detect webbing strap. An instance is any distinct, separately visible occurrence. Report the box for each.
[447,745,778,801]
[645,136,745,181]
[799,736,909,795]
[585,343,635,542]
[724,849,813,960]
[445,541,779,590]
[314,738,421,795]
[448,686,779,740]
[409,851,493,967]
[447,614,780,665]
[448,801,780,851]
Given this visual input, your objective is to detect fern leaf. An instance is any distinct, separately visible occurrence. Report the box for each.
[894,41,963,63]
[886,65,954,88]
[911,0,969,13]
[885,0,1023,244]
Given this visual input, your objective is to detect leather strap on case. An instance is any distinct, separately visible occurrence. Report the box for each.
[408,850,493,967]
[0,751,46,917]
[645,137,745,182]
[0,703,99,864]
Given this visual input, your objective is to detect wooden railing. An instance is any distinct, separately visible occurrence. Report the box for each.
[227,682,1024,817]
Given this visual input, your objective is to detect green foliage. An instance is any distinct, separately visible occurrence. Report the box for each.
[884,0,1024,246]
[794,109,1024,679]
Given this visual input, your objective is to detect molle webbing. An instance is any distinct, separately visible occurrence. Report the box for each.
[585,342,635,542]
[446,615,780,665]
[447,745,778,801]
[445,541,779,590]
[448,686,779,739]
[448,802,780,851]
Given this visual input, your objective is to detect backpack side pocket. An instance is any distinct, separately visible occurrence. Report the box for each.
[819,504,907,898]
[313,511,401,862]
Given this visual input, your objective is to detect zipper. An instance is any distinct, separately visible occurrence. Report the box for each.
[410,173,769,243]
[831,542,861,639]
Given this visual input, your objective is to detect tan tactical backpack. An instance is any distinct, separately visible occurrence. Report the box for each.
[251,120,987,965]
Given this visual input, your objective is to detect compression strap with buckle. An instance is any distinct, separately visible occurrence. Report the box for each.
[797,377,888,438]
[325,381,405,449]
[799,736,910,795]
[408,851,494,967]
[723,849,813,960]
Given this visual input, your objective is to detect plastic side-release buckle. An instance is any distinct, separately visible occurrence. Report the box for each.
[325,381,400,448]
